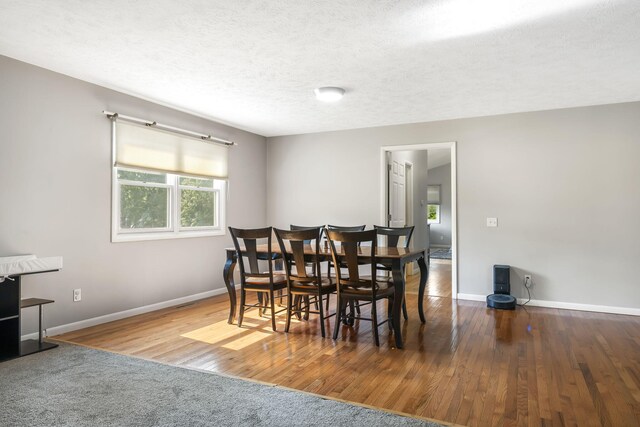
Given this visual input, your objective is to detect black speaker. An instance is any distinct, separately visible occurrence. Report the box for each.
[493,265,510,294]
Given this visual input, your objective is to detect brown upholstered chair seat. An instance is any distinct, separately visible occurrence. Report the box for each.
[290,277,336,293]
[341,278,394,297]
[245,274,287,287]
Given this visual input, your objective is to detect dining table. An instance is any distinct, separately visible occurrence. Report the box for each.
[222,244,429,349]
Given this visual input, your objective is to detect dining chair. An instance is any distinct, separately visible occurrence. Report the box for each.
[326,224,366,233]
[274,227,336,338]
[290,224,326,240]
[291,224,329,310]
[326,225,367,315]
[229,226,287,331]
[290,224,326,274]
[327,229,395,346]
[374,225,415,320]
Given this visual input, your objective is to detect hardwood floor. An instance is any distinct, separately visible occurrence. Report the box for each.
[407,258,452,298]
[55,274,640,426]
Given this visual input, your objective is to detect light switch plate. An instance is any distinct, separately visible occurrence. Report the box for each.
[487,217,498,227]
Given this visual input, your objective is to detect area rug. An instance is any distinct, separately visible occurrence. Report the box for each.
[429,248,452,260]
[0,343,446,426]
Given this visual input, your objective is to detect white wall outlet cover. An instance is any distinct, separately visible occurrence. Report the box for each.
[487,217,498,227]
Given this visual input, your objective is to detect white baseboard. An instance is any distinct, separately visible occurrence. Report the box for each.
[456,293,486,302]
[24,286,235,340]
[456,293,640,316]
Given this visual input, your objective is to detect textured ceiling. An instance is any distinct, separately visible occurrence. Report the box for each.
[1,0,639,137]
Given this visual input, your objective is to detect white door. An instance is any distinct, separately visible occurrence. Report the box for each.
[388,159,406,227]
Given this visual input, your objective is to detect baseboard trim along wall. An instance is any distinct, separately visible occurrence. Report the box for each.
[24,286,237,341]
[456,293,640,316]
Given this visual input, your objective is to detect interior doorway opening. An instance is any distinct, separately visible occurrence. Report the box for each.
[380,142,457,299]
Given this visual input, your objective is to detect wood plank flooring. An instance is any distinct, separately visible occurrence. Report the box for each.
[55,265,640,426]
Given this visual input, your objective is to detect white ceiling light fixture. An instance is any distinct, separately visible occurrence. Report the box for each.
[314,86,345,102]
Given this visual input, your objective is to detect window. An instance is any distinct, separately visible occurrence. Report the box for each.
[427,204,440,224]
[427,184,441,225]
[110,118,229,242]
[114,168,226,241]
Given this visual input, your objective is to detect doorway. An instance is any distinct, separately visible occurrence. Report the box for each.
[380,142,457,299]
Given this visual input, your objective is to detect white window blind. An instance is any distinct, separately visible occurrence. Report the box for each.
[427,185,441,204]
[114,120,229,179]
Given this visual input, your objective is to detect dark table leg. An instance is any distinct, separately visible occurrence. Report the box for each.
[223,254,237,324]
[417,254,429,323]
[391,260,405,349]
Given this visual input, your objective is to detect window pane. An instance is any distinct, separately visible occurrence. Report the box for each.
[181,189,215,227]
[427,204,440,224]
[179,176,214,188]
[120,185,169,229]
[117,169,166,184]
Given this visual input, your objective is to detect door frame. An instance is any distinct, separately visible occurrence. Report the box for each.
[404,161,414,231]
[379,142,458,299]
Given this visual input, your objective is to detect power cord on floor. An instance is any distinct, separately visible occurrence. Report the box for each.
[518,277,532,308]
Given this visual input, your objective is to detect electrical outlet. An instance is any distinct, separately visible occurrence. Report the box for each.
[486,217,498,227]
[524,275,532,288]
[73,288,81,302]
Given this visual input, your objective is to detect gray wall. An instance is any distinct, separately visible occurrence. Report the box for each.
[428,163,452,247]
[267,102,640,308]
[0,56,268,334]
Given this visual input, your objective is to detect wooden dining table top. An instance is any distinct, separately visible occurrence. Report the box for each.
[226,243,426,259]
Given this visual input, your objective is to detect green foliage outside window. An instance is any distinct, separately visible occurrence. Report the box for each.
[427,205,438,220]
[181,189,215,227]
[118,170,216,230]
[120,185,168,229]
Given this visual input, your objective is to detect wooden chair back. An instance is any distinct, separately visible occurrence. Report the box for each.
[290,224,325,243]
[228,226,275,284]
[373,225,414,248]
[326,224,366,232]
[327,229,377,290]
[275,227,322,283]
[326,225,366,249]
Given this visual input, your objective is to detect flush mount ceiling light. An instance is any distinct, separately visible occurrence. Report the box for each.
[314,86,345,102]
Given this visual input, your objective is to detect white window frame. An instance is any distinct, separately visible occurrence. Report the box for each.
[112,167,226,243]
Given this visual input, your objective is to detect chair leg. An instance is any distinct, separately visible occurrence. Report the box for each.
[371,299,380,347]
[402,300,408,321]
[388,296,394,331]
[285,292,293,333]
[333,297,346,340]
[319,293,326,338]
[294,295,302,320]
[269,289,277,331]
[325,292,331,311]
[346,300,355,325]
[238,289,246,328]
[304,296,310,321]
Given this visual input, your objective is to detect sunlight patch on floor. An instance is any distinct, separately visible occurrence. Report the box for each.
[180,311,302,350]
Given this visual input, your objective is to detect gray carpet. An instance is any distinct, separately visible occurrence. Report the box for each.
[0,343,445,427]
[429,248,452,260]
